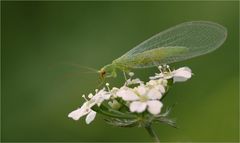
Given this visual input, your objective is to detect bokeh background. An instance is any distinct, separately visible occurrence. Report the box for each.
[1,1,239,142]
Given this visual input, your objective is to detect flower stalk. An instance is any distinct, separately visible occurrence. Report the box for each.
[145,125,160,143]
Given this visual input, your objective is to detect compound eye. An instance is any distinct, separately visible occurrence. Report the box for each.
[102,70,106,75]
[100,70,106,78]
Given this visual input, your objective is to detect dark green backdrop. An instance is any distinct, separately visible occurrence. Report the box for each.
[1,1,239,142]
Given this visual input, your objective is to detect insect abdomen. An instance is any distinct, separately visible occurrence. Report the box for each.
[113,46,189,68]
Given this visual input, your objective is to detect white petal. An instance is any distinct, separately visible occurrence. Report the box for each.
[86,99,97,108]
[116,88,126,97]
[174,67,192,77]
[111,87,119,94]
[136,85,147,95]
[173,76,188,82]
[68,108,83,120]
[173,67,192,77]
[91,90,111,105]
[85,110,96,124]
[131,78,143,84]
[126,78,143,85]
[124,90,139,101]
[178,67,192,73]
[155,85,165,94]
[111,87,120,98]
[116,87,139,101]
[147,100,163,115]
[147,88,162,100]
[149,75,161,80]
[96,88,111,99]
[173,67,192,82]
[68,104,89,120]
[161,79,168,86]
[91,94,102,103]
[147,80,157,86]
[102,92,111,100]
[130,101,147,113]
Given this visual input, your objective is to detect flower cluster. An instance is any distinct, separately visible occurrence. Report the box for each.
[68,65,192,125]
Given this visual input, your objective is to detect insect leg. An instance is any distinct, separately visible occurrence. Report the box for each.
[97,76,106,87]
[123,71,127,81]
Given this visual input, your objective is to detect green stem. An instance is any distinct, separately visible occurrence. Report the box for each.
[145,125,160,143]
[92,105,136,119]
[101,104,137,118]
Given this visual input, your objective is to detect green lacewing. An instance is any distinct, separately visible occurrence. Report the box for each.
[99,21,227,78]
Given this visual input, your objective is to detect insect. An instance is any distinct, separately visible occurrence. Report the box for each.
[99,21,227,79]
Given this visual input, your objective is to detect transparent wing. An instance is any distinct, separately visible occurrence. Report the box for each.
[113,21,227,68]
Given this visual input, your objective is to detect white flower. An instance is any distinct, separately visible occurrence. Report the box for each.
[150,66,192,83]
[116,85,163,115]
[110,87,119,98]
[91,88,111,106]
[68,100,96,123]
[68,65,192,125]
[68,88,112,124]
[146,79,166,93]
[125,78,143,86]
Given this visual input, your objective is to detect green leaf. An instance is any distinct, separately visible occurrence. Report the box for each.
[104,118,139,128]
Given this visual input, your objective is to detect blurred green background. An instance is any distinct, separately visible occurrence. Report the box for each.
[1,1,239,142]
